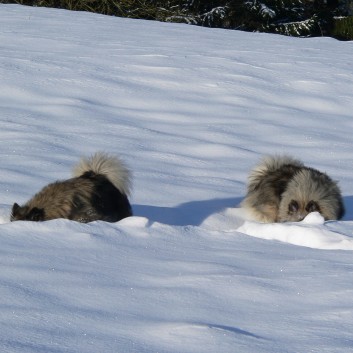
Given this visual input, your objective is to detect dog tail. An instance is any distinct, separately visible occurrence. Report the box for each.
[252,154,303,175]
[73,152,132,196]
[247,154,303,187]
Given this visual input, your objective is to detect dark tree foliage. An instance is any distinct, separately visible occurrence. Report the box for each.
[1,0,352,39]
[158,0,352,38]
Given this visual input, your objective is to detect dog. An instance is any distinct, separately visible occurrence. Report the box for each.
[11,152,132,223]
[241,155,345,223]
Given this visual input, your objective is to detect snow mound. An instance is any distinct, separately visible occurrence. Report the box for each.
[300,211,325,224]
[202,209,353,250]
[1,5,353,352]
[0,204,11,224]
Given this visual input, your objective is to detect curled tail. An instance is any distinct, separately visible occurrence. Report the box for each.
[247,154,303,189]
[73,152,132,196]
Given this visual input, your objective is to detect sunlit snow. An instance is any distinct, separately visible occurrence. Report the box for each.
[1,4,353,353]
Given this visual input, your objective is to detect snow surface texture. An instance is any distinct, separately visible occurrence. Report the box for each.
[1,4,353,353]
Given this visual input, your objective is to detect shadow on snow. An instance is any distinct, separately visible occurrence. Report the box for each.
[133,197,242,226]
[342,195,353,221]
[133,195,353,226]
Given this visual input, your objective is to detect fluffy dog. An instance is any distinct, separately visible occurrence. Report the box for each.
[11,152,132,223]
[241,155,345,223]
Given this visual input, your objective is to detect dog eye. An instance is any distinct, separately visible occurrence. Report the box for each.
[306,200,319,213]
[288,200,299,213]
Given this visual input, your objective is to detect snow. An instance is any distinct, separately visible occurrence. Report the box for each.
[1,4,353,352]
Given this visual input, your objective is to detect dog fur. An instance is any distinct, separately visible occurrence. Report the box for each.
[11,152,132,223]
[241,155,345,223]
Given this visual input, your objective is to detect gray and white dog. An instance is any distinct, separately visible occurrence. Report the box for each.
[241,155,345,223]
[11,152,132,223]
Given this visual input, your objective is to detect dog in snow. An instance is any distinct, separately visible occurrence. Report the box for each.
[11,152,132,223]
[241,155,345,223]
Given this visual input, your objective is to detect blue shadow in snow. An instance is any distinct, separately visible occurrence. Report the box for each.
[342,195,353,221]
[134,195,353,226]
[205,323,265,339]
[133,197,242,226]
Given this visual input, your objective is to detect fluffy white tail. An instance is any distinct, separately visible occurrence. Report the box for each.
[73,152,132,196]
[254,154,303,174]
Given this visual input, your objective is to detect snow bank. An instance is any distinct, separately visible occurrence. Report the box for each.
[202,208,353,250]
[1,4,353,353]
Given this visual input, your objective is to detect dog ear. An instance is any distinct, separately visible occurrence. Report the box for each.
[288,200,299,213]
[306,200,320,213]
[12,203,20,215]
[27,207,45,222]
[11,203,22,221]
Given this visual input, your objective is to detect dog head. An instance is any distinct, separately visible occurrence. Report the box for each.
[11,203,45,222]
[280,199,321,222]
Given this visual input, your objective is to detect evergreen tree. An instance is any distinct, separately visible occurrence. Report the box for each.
[3,0,352,38]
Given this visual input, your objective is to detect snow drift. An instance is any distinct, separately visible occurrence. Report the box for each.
[1,4,353,353]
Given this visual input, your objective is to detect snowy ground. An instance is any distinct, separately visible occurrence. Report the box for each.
[1,4,353,353]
